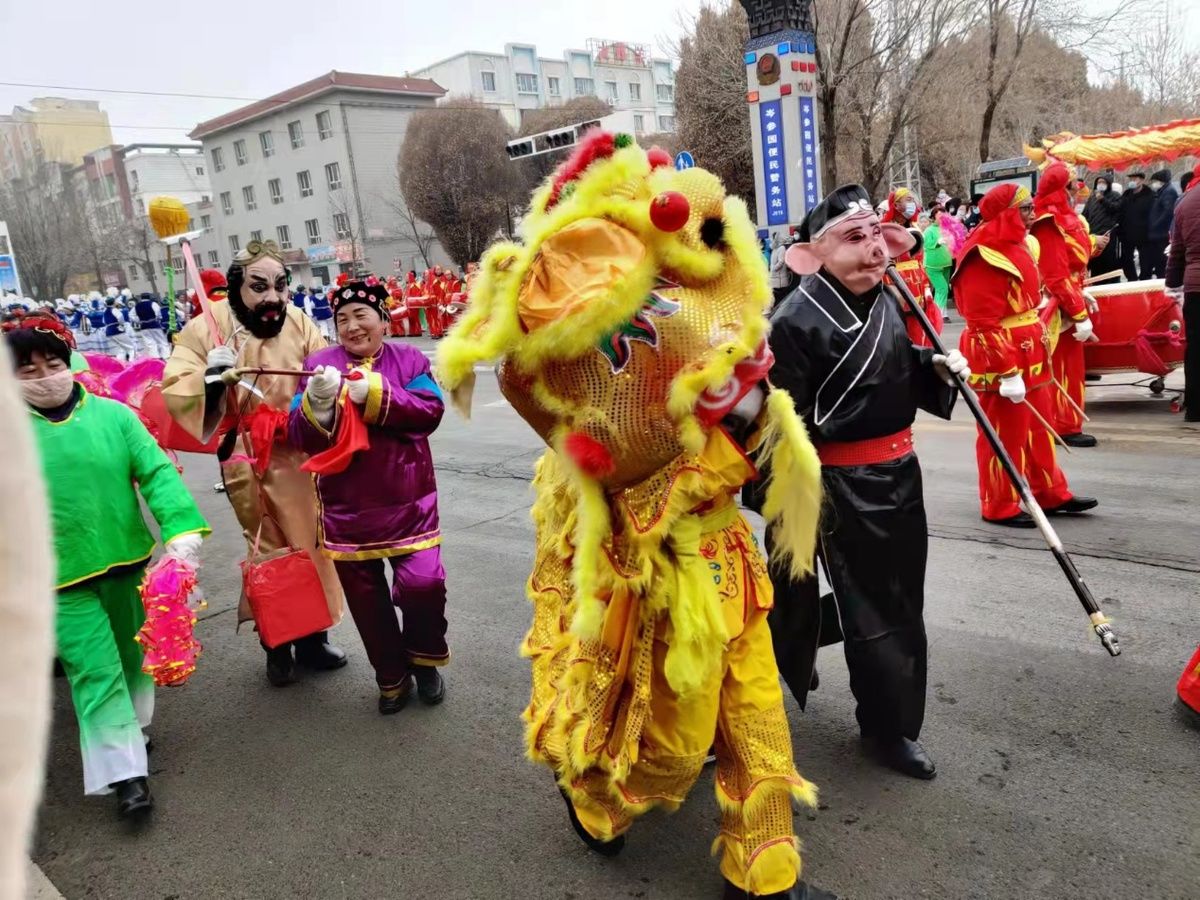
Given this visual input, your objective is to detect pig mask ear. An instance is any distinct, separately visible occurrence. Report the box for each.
[882,223,920,258]
[785,241,824,275]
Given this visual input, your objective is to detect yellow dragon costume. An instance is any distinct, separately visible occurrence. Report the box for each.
[436,132,824,898]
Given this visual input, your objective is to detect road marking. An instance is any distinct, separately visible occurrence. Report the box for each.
[27,860,64,899]
[482,399,510,408]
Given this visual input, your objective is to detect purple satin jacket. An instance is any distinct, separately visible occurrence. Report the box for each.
[288,341,443,560]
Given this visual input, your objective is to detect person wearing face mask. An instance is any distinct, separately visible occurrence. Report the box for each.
[161,240,347,687]
[763,185,967,781]
[963,194,984,230]
[1145,169,1179,279]
[1119,172,1155,280]
[289,279,449,714]
[3,312,209,819]
[1081,174,1122,277]
[881,187,944,347]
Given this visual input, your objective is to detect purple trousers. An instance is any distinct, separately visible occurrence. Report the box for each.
[333,546,449,688]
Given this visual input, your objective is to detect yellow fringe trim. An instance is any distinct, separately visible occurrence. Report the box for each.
[758,388,823,580]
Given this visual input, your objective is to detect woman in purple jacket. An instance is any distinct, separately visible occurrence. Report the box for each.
[289,280,448,714]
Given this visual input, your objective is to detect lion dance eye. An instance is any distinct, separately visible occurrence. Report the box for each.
[699,218,725,249]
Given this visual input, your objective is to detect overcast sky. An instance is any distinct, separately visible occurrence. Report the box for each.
[0,0,709,145]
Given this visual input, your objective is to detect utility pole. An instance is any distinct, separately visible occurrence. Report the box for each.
[885,0,922,200]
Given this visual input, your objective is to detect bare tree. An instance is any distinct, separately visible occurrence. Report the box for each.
[671,3,757,209]
[0,162,85,301]
[328,188,366,273]
[383,176,438,271]
[1128,1,1198,119]
[399,99,519,268]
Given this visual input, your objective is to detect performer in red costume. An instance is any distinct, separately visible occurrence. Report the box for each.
[1030,162,1098,447]
[385,276,407,337]
[881,187,943,347]
[427,268,448,339]
[190,268,228,319]
[403,271,426,337]
[954,184,1097,527]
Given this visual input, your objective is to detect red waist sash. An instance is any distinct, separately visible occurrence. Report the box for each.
[816,427,914,467]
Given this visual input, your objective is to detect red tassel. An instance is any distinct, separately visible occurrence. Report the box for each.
[564,431,615,478]
[647,146,673,169]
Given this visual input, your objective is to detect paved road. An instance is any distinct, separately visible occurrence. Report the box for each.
[32,339,1200,899]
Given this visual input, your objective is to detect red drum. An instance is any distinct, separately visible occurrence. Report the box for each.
[442,292,468,328]
[1084,279,1186,378]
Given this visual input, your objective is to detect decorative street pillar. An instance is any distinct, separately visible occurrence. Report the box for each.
[739,1,821,238]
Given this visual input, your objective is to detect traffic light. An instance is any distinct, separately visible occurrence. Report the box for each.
[506,138,535,159]
[545,129,575,150]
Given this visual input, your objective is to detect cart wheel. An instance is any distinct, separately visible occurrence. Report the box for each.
[1149,378,1165,395]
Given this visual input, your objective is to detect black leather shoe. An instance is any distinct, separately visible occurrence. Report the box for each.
[414,667,446,705]
[559,786,625,856]
[1045,496,1098,515]
[378,677,414,715]
[113,777,153,819]
[723,878,839,899]
[1061,432,1098,448]
[984,512,1037,528]
[265,644,296,687]
[293,632,348,671]
[862,735,937,780]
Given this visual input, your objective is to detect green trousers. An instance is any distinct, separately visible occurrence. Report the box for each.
[57,566,153,795]
[927,266,950,311]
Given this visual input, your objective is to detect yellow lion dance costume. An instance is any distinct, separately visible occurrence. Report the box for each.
[437,132,823,898]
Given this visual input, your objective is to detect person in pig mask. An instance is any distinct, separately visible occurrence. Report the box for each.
[761,184,968,781]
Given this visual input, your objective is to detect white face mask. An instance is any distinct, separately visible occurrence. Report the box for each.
[1150,180,1163,191]
[19,369,76,409]
[902,202,917,218]
[1129,181,1141,191]
[1096,183,1108,193]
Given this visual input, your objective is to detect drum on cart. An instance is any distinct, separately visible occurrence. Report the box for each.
[1084,279,1185,391]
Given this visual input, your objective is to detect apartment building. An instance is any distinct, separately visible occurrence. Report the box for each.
[412,39,676,136]
[0,97,113,180]
[187,70,449,287]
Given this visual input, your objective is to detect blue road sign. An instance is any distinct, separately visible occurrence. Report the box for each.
[675,151,695,171]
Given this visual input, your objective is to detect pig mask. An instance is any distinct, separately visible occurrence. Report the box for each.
[785,184,917,296]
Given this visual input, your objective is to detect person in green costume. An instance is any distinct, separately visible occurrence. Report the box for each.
[4,312,210,820]
[923,209,954,321]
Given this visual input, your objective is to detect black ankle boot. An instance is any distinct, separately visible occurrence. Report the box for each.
[414,667,446,705]
[265,643,296,687]
[862,734,937,780]
[293,631,347,671]
[113,777,153,819]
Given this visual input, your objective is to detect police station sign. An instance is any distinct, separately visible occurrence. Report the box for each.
[759,100,789,226]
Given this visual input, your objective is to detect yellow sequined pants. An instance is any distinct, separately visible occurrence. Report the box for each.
[525,510,814,895]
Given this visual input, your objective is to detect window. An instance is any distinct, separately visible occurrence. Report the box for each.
[229,235,240,253]
[481,71,497,93]
[259,130,275,158]
[136,198,145,214]
[220,191,233,215]
[276,224,292,249]
[634,114,645,132]
[211,147,225,172]
[516,73,538,94]
[316,110,333,140]
[656,84,675,103]
[200,214,211,230]
[129,264,139,281]
[208,250,220,267]
[305,218,321,245]
[250,229,263,243]
[629,81,641,101]
[242,185,257,211]
[160,259,175,275]
[325,162,342,190]
[233,139,247,166]
[574,77,594,95]
[605,81,619,102]
[287,120,304,150]
[297,170,313,197]
[196,166,205,176]
[658,115,676,131]
[548,76,561,96]
[268,178,283,204]
[0,236,7,254]
[333,212,351,239]
[193,253,202,269]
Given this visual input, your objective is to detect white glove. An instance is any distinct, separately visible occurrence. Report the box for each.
[932,349,971,385]
[346,368,370,405]
[206,344,237,371]
[1083,290,1100,315]
[999,373,1026,405]
[1072,317,1095,342]
[305,365,342,411]
[1165,285,1185,303]
[165,533,202,567]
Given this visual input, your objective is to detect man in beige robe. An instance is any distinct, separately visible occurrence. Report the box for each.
[161,240,346,686]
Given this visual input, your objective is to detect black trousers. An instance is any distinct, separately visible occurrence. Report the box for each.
[1185,293,1200,421]
[1088,238,1121,278]
[1145,239,1169,279]
[767,455,929,740]
[1122,239,1148,281]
